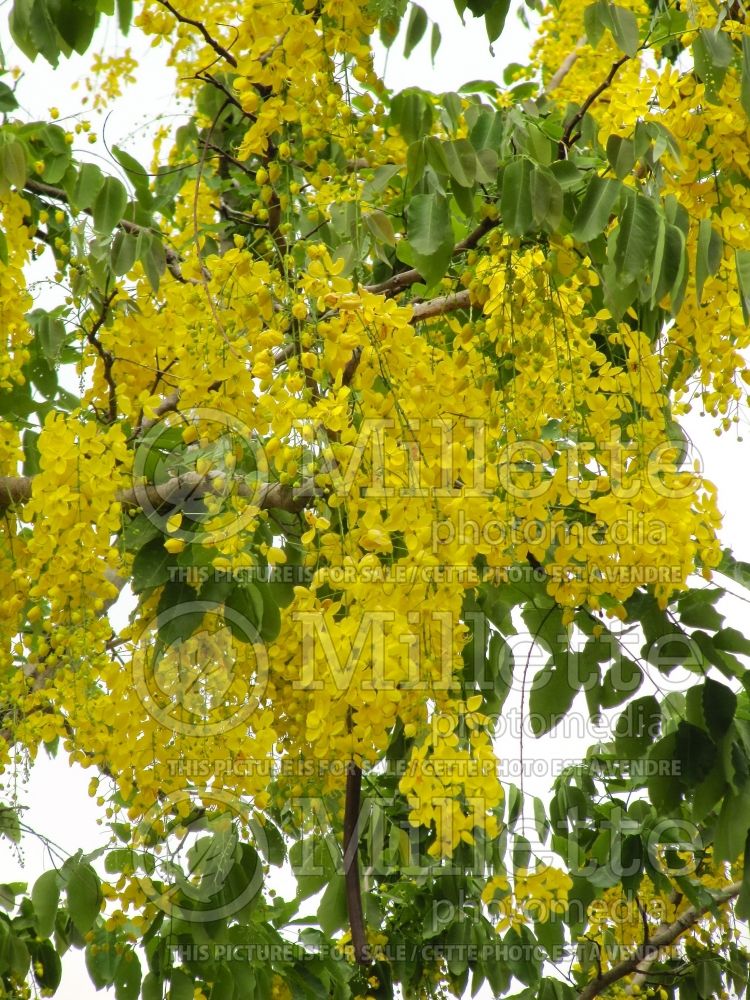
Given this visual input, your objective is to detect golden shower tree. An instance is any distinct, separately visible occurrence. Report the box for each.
[1,0,750,996]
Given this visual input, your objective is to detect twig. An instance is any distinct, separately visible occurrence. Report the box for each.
[364,217,496,297]
[156,0,237,67]
[558,54,629,157]
[24,180,190,283]
[86,291,118,422]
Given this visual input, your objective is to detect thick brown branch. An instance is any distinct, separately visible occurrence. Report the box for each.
[156,0,237,67]
[0,477,32,507]
[343,762,369,966]
[411,289,471,322]
[0,470,321,514]
[578,882,741,1000]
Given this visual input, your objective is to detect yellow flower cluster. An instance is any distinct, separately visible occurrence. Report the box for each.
[0,193,33,391]
[482,864,573,931]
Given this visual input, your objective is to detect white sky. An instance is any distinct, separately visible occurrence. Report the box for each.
[2,1,749,997]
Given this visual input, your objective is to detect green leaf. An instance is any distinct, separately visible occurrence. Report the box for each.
[606,134,635,179]
[73,162,105,211]
[714,787,750,862]
[614,695,660,757]
[647,733,682,811]
[65,862,102,935]
[155,580,202,647]
[256,580,281,641]
[22,428,40,475]
[583,2,604,46]
[500,157,534,236]
[695,218,723,304]
[0,138,27,190]
[403,4,427,58]
[606,3,639,57]
[290,839,335,901]
[571,177,620,241]
[530,164,563,232]
[0,805,21,842]
[528,662,577,736]
[660,223,687,309]
[317,874,347,937]
[113,145,152,207]
[675,721,716,786]
[52,0,97,54]
[31,939,61,991]
[169,969,195,1000]
[735,832,750,920]
[114,948,141,1000]
[406,192,454,286]
[714,627,750,657]
[430,22,441,61]
[485,0,511,42]
[702,678,737,739]
[31,870,60,939]
[649,215,666,307]
[613,192,659,282]
[111,230,138,275]
[93,176,128,235]
[736,249,750,324]
[442,139,477,188]
[116,0,132,32]
[224,583,263,642]
[0,81,18,112]
[742,36,750,120]
[132,537,171,593]
[27,308,66,361]
[693,29,733,103]
[29,0,61,65]
[138,231,167,292]
[363,210,396,247]
[390,89,433,145]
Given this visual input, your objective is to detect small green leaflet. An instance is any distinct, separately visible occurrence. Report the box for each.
[500,156,533,235]
[742,36,750,120]
[736,249,750,324]
[613,192,659,282]
[584,0,639,56]
[571,176,620,242]
[403,3,427,58]
[406,191,454,286]
[695,217,723,305]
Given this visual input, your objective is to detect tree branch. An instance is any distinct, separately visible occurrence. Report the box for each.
[411,289,471,322]
[0,470,321,515]
[558,54,629,157]
[343,761,369,966]
[577,882,741,1000]
[86,290,118,422]
[24,180,190,284]
[364,216,496,297]
[155,0,237,67]
[543,36,586,95]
